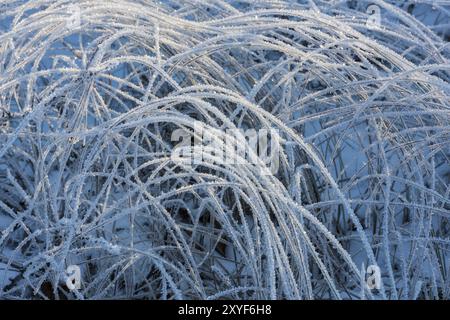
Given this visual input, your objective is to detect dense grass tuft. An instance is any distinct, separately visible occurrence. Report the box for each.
[0,0,449,299]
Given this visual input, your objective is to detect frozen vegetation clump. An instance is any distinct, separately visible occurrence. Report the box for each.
[0,0,449,299]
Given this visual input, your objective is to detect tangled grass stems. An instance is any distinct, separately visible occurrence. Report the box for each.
[0,0,449,299]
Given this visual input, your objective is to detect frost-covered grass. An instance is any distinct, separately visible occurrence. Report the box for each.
[0,0,449,299]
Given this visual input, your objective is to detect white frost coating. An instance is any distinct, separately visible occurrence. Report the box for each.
[0,0,448,299]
